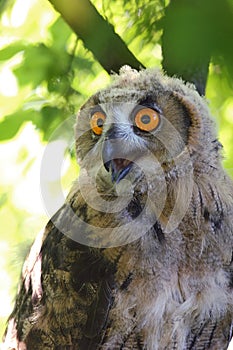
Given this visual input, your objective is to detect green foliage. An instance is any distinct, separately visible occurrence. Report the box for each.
[100,0,166,44]
[0,5,108,142]
[206,63,233,177]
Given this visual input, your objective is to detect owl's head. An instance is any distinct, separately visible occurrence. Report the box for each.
[70,67,227,245]
[75,67,220,189]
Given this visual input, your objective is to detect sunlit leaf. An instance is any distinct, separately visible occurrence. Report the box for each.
[0,43,26,60]
[0,110,31,140]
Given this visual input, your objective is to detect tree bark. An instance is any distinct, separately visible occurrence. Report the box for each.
[161,0,212,96]
[48,0,143,74]
[162,0,233,96]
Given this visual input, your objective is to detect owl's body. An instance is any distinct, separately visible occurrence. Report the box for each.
[3,67,233,350]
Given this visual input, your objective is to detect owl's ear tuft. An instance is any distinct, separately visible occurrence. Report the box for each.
[173,92,201,149]
[172,91,216,156]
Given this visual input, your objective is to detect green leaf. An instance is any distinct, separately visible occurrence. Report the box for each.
[14,44,55,87]
[13,43,73,88]
[0,110,40,141]
[0,192,8,207]
[0,111,26,140]
[39,106,70,140]
[49,16,73,50]
[0,43,27,61]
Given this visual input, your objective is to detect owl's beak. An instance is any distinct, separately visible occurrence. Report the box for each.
[104,158,132,183]
[102,126,133,183]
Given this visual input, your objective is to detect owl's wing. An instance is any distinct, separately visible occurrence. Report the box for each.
[185,316,232,350]
[184,257,233,350]
[3,202,117,350]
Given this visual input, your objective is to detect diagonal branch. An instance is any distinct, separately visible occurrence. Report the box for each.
[48,0,144,74]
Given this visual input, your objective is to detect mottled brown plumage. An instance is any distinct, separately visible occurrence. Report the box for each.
[3,67,233,349]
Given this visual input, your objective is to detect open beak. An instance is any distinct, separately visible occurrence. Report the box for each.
[102,125,133,183]
[103,158,132,183]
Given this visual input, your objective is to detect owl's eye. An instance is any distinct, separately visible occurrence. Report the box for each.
[134,107,160,132]
[90,111,106,135]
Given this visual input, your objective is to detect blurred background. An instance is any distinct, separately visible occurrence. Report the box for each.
[0,0,232,344]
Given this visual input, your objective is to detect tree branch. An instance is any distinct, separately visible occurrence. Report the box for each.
[162,0,233,96]
[162,0,212,96]
[48,0,143,74]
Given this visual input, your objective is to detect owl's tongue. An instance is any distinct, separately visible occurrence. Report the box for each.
[104,158,132,183]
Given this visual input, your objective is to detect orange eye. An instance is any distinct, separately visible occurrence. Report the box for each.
[90,111,106,135]
[134,107,160,132]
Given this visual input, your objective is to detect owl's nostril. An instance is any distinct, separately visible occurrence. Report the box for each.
[104,158,132,183]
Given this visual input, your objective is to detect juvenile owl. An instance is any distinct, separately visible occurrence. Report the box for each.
[3,67,233,349]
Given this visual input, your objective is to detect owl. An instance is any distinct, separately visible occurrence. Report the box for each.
[3,67,233,350]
